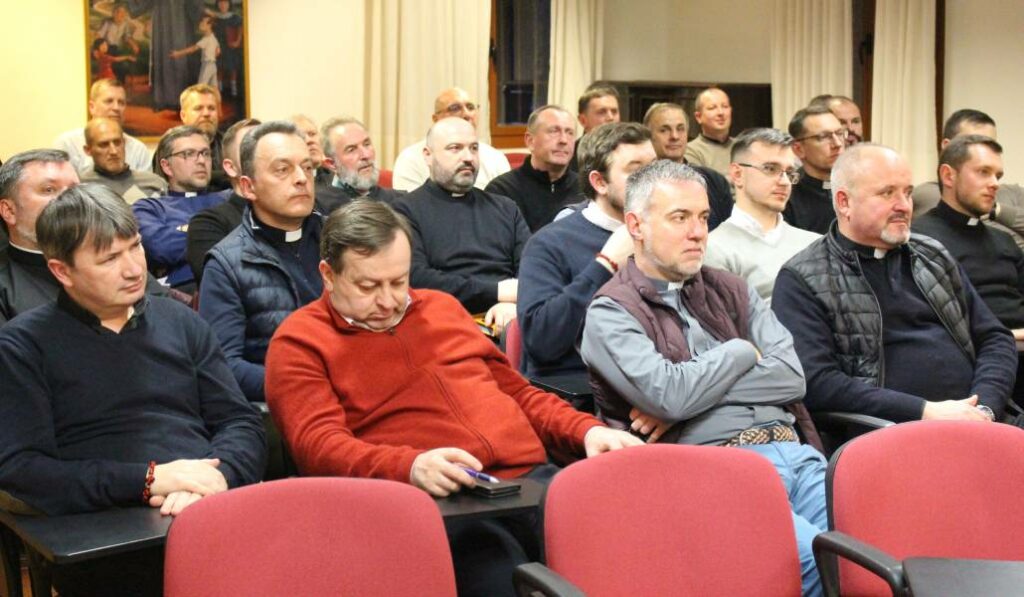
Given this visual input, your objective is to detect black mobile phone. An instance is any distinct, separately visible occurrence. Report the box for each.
[468,479,522,498]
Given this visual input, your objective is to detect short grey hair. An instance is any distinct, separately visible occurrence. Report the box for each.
[238,120,301,178]
[36,183,138,266]
[642,102,687,129]
[526,105,571,133]
[0,149,71,201]
[321,199,412,273]
[731,128,793,162]
[830,142,899,210]
[625,159,707,216]
[320,116,367,160]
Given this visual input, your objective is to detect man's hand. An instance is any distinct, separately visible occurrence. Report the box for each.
[1011,328,1024,342]
[410,447,482,497]
[149,491,205,516]
[151,458,228,498]
[598,226,634,272]
[583,426,644,457]
[921,395,991,422]
[497,279,519,303]
[629,407,674,443]
[485,302,517,336]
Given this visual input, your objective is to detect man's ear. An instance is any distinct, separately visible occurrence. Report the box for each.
[239,175,257,201]
[834,188,852,219]
[791,141,807,161]
[938,163,957,190]
[625,210,643,241]
[320,157,336,173]
[588,170,608,197]
[728,162,744,189]
[222,158,239,179]
[48,259,73,287]
[422,145,432,166]
[0,198,16,229]
[159,158,174,179]
[318,259,335,292]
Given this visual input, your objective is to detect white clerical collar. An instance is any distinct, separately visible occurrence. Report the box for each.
[581,201,624,232]
[285,228,303,242]
[342,295,413,331]
[728,205,785,244]
[9,241,43,254]
[873,248,889,259]
[667,281,685,291]
[967,216,982,226]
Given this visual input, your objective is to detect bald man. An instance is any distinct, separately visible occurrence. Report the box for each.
[391,87,511,191]
[684,87,736,177]
[79,118,167,204]
[394,117,530,334]
[53,78,152,174]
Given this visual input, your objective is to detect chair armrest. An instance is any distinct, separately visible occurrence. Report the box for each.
[813,531,905,597]
[513,563,586,597]
[813,411,894,431]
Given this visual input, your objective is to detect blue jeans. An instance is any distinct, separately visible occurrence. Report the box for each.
[739,442,827,597]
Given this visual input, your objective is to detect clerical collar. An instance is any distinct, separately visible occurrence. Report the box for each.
[249,210,304,243]
[342,295,413,331]
[933,199,989,227]
[836,230,899,259]
[167,190,200,197]
[8,241,42,255]
[426,179,473,199]
[798,168,831,190]
[728,204,784,243]
[581,201,624,232]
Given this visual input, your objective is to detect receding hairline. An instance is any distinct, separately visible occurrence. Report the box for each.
[433,87,472,114]
[425,117,476,149]
[643,103,686,128]
[695,88,728,112]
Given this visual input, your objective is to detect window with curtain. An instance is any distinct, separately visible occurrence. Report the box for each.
[490,0,551,146]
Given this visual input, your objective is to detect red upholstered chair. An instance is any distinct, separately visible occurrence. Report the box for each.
[378,168,393,189]
[813,421,1024,596]
[164,478,456,596]
[514,444,802,597]
[505,151,529,170]
[504,317,523,371]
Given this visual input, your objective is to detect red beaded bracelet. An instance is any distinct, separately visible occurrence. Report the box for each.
[596,252,619,273]
[142,460,156,503]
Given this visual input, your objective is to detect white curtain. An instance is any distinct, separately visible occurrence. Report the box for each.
[365,0,491,168]
[770,0,853,130]
[871,0,937,183]
[548,0,605,130]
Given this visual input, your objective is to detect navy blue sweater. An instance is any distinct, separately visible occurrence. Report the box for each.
[0,292,266,514]
[518,209,614,376]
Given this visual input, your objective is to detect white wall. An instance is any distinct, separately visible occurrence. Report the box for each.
[602,0,772,84]
[944,0,1024,178]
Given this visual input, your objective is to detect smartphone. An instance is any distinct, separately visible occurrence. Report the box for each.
[468,479,522,498]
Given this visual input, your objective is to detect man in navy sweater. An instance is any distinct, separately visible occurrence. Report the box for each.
[517,122,656,378]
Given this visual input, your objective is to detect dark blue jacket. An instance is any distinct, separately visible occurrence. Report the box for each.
[199,207,323,401]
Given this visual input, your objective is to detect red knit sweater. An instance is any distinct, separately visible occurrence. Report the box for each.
[265,289,601,483]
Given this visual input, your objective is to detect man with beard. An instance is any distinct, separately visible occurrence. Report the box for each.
[394,118,530,335]
[79,117,167,203]
[783,105,846,234]
[316,116,405,212]
[179,84,230,191]
[772,144,1016,423]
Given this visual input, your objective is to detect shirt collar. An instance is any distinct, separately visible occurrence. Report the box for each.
[798,168,831,190]
[835,229,900,259]
[727,204,785,243]
[250,210,306,243]
[56,289,148,333]
[933,199,989,227]
[581,201,624,232]
[167,190,200,197]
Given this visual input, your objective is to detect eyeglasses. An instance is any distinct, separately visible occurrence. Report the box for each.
[442,102,477,115]
[794,129,848,144]
[737,162,801,184]
[168,148,211,162]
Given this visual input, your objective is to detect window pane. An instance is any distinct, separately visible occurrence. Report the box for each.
[495,0,550,125]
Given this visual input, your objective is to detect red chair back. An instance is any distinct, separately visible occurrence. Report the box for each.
[543,444,801,597]
[504,317,523,371]
[829,421,1024,595]
[164,478,456,596]
[378,169,393,189]
[505,152,529,169]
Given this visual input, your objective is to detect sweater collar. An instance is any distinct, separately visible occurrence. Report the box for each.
[932,199,989,227]
[698,133,732,146]
[797,168,831,191]
[322,288,419,334]
[57,289,149,333]
[520,156,574,187]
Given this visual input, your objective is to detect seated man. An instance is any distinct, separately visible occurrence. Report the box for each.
[567,84,621,174]
[79,117,166,204]
[683,87,735,177]
[53,78,151,174]
[316,116,405,212]
[185,118,262,286]
[265,200,640,597]
[783,105,846,234]
[485,104,581,232]
[134,125,228,292]
[179,83,230,191]
[773,143,1017,422]
[291,113,333,188]
[199,121,324,402]
[579,160,825,596]
[705,128,820,303]
[394,117,530,334]
[518,122,656,378]
[0,184,265,594]
[0,150,170,325]
[392,87,510,191]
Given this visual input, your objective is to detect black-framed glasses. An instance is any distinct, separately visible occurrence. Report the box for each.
[794,128,848,144]
[168,148,211,162]
[737,163,801,184]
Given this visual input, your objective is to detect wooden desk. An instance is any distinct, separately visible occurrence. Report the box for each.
[903,557,1024,596]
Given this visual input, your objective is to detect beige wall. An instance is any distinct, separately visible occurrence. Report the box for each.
[944,0,1024,178]
[602,0,772,84]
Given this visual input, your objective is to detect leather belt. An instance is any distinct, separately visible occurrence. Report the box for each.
[724,423,798,447]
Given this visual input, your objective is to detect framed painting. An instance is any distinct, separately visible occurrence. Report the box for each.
[85,0,249,140]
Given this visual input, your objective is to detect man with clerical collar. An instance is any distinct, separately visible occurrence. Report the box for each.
[53,78,152,174]
[315,116,405,212]
[579,160,826,596]
[772,143,1017,423]
[394,117,530,335]
[485,104,582,232]
[517,122,655,379]
[683,87,735,177]
[0,183,265,594]
[568,84,621,175]
[644,102,734,230]
[265,199,641,597]
[79,117,167,204]
[783,104,846,234]
[199,121,324,402]
[186,118,262,285]
[134,125,228,292]
[0,150,171,325]
[705,128,820,303]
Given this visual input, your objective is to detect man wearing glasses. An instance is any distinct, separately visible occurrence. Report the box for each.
[391,87,511,191]
[705,128,820,304]
[783,104,847,234]
[134,125,228,293]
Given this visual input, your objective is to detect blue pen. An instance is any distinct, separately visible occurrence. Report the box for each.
[461,467,500,484]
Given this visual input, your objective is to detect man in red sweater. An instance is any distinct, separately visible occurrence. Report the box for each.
[265,199,640,596]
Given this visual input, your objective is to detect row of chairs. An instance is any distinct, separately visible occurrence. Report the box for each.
[163,420,1024,596]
